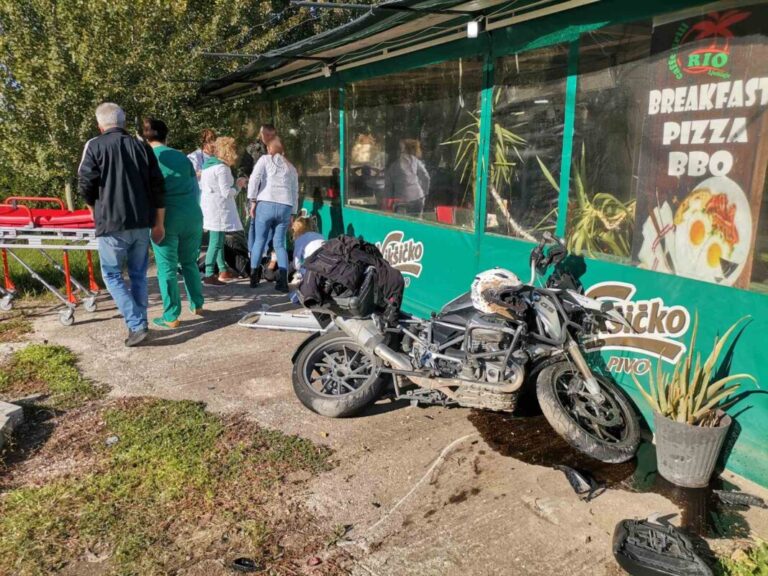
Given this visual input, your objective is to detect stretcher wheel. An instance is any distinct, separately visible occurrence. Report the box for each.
[83,297,97,313]
[0,296,12,312]
[59,309,75,326]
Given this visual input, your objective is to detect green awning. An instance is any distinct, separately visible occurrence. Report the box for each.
[200,0,601,100]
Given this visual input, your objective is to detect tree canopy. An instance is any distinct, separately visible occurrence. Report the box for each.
[0,0,370,200]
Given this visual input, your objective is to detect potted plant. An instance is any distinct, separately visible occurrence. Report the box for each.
[633,314,755,488]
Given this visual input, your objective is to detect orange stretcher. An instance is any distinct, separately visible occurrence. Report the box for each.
[0,197,100,325]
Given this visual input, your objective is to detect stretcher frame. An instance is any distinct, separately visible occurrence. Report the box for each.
[238,309,326,333]
[238,300,330,333]
[0,197,100,326]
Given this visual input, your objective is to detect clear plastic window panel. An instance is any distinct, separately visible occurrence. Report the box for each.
[273,90,340,203]
[345,59,483,229]
[486,45,568,240]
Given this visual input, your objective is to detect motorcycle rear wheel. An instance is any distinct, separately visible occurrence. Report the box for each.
[292,332,385,418]
[536,361,640,463]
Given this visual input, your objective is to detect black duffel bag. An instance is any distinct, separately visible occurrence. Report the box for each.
[299,236,404,318]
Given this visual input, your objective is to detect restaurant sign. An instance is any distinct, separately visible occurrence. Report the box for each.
[634,5,768,288]
[667,9,751,79]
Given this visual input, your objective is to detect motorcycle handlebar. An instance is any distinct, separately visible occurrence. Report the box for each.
[542,231,566,248]
[529,232,568,284]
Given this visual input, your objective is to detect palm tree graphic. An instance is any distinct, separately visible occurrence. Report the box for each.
[681,10,751,52]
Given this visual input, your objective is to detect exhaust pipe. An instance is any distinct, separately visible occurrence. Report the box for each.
[334,317,525,394]
[334,317,412,371]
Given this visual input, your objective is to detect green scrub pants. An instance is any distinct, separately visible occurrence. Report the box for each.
[204,231,227,277]
[152,221,204,322]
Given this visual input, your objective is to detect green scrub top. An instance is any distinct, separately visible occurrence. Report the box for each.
[152,144,203,230]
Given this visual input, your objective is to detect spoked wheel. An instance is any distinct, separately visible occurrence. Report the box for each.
[537,361,640,463]
[292,332,384,418]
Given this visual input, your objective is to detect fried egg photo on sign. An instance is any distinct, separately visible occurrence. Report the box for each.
[672,176,751,286]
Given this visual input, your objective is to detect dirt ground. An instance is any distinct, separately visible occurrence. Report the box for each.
[18,274,768,576]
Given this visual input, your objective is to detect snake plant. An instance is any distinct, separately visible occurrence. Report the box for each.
[632,315,756,427]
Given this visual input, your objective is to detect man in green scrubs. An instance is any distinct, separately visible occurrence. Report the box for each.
[142,118,204,328]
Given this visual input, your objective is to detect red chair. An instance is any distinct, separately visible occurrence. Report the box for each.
[436,205,456,225]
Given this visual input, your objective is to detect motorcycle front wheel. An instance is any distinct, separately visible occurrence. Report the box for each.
[536,361,640,463]
[292,332,385,418]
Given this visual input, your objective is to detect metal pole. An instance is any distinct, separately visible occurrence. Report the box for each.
[202,52,332,62]
[289,1,474,16]
[1,249,15,292]
[62,252,75,304]
[86,251,100,292]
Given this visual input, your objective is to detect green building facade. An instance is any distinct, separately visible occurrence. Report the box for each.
[207,0,768,486]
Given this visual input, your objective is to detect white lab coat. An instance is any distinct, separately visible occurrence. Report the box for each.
[200,163,243,232]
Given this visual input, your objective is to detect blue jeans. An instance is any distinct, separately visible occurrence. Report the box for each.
[249,201,291,271]
[248,215,274,265]
[98,228,150,332]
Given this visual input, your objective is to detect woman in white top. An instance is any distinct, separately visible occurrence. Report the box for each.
[200,136,243,286]
[246,137,299,292]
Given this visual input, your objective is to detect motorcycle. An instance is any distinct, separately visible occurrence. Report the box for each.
[291,232,640,463]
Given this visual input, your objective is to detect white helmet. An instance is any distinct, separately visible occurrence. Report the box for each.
[471,268,522,318]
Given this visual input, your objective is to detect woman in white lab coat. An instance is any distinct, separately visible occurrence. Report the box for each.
[199,136,243,286]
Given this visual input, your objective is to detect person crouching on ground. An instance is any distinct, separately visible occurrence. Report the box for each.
[78,102,165,347]
[288,216,324,304]
[200,136,244,286]
[246,137,299,292]
[142,117,204,328]
[291,217,324,280]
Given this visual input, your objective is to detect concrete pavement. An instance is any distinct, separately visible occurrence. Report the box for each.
[31,274,768,576]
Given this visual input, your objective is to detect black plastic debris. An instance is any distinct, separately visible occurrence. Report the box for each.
[612,518,713,576]
[231,557,261,573]
[554,464,605,502]
[713,490,767,509]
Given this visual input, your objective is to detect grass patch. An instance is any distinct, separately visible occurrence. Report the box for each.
[718,541,768,576]
[0,398,338,575]
[2,248,102,298]
[0,344,104,407]
[0,311,32,343]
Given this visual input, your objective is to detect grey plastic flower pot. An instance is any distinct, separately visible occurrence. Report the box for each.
[653,411,732,488]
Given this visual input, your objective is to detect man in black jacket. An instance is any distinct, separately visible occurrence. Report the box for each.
[78,102,165,347]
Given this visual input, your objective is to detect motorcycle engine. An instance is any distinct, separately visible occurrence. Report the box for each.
[408,313,521,385]
[464,314,516,383]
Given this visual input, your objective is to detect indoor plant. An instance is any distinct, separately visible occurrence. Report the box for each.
[441,92,557,240]
[537,144,635,259]
[633,314,756,488]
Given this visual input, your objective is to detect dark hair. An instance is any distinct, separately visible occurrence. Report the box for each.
[142,117,168,142]
[260,123,276,134]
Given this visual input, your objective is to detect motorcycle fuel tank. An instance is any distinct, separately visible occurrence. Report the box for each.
[533,294,563,341]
